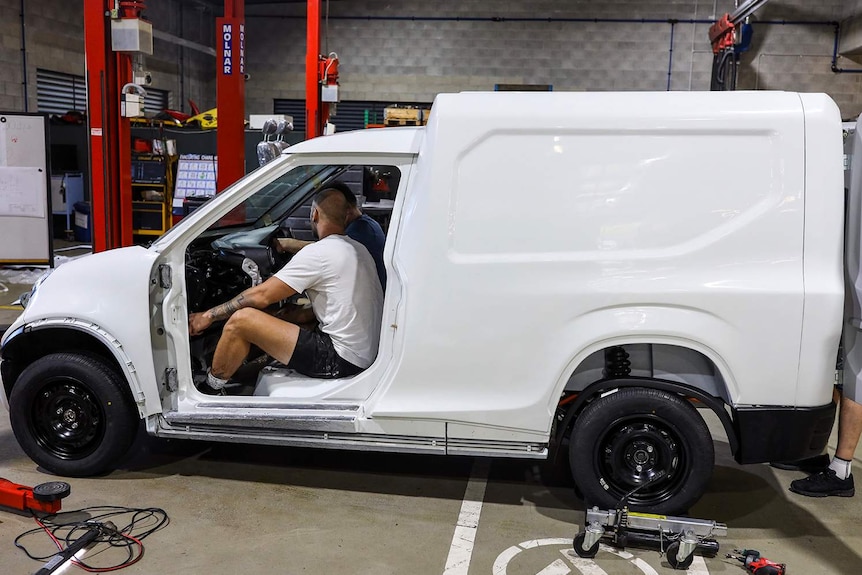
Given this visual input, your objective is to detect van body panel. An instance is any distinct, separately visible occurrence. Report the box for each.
[797,94,845,406]
[372,91,816,432]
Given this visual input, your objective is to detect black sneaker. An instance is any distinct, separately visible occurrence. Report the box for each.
[789,469,855,498]
[770,453,830,472]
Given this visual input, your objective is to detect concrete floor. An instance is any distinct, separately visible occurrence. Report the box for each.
[2,259,862,574]
[0,401,861,573]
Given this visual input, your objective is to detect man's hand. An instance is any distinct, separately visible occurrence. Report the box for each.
[275,237,312,254]
[189,312,213,336]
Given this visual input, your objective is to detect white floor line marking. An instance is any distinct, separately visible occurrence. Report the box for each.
[687,555,709,575]
[565,555,611,575]
[537,558,572,575]
[630,557,660,575]
[492,546,523,575]
[443,459,490,575]
[521,538,573,550]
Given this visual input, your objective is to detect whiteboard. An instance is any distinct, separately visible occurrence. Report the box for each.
[0,113,52,264]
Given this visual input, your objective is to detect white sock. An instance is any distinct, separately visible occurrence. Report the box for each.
[829,456,852,480]
[207,371,228,390]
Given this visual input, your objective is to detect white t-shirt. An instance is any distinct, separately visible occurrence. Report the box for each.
[274,235,384,369]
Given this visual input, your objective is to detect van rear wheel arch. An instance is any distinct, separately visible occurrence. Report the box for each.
[556,377,739,456]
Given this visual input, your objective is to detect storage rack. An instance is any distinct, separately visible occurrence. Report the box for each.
[131,154,175,236]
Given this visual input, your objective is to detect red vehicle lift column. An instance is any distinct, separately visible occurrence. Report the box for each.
[306,0,321,139]
[216,0,245,193]
[305,0,339,139]
[84,0,136,251]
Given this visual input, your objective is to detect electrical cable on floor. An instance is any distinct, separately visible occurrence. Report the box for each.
[14,506,169,572]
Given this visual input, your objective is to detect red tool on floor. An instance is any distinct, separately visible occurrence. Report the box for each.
[727,549,787,575]
[0,478,71,514]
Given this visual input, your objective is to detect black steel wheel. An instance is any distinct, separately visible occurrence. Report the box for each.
[569,387,714,515]
[665,541,694,570]
[573,532,600,559]
[10,353,138,477]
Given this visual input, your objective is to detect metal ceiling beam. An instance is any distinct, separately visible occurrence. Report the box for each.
[153,29,216,56]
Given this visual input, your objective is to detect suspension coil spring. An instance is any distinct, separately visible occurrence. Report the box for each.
[604,346,631,378]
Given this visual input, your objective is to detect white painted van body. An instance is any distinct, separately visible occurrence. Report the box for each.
[1,91,845,512]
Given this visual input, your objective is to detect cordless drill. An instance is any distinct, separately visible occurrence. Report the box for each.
[726,549,786,575]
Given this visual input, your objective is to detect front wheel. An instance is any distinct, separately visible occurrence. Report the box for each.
[9,353,139,477]
[569,387,714,515]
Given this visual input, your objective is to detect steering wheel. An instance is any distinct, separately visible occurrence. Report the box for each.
[270,227,295,269]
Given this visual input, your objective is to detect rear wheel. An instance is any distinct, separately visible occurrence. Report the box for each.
[569,387,714,515]
[9,353,138,477]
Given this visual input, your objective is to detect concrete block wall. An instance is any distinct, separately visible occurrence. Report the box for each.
[0,0,24,111]
[0,0,84,112]
[0,0,216,114]
[0,1,859,118]
[245,0,862,119]
[145,0,218,112]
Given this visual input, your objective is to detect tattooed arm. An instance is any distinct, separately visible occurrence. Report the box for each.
[207,292,250,322]
[188,276,298,336]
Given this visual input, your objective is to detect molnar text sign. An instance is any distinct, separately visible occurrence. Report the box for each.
[220,23,245,75]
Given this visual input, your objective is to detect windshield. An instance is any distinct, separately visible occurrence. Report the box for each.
[211,164,344,230]
[152,159,402,251]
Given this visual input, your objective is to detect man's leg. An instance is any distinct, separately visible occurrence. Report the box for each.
[210,308,301,382]
[835,396,862,462]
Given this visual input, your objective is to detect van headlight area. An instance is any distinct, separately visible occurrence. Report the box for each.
[16,270,52,309]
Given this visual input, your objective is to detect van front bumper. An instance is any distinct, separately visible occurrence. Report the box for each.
[732,402,836,464]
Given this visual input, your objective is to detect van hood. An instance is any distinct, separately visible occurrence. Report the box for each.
[3,246,159,342]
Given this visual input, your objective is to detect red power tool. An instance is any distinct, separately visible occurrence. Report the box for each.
[727,549,786,575]
[0,478,71,514]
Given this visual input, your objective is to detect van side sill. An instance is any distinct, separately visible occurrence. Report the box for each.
[153,415,547,458]
[163,409,356,432]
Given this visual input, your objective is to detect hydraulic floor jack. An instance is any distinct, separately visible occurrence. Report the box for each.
[0,477,71,515]
[574,506,728,570]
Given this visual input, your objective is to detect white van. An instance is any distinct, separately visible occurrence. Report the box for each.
[0,91,845,514]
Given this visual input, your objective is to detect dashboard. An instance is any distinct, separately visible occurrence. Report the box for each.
[185,224,290,312]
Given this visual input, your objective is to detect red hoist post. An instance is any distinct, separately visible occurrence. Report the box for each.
[306,0,339,139]
[216,0,245,193]
[85,0,150,251]
[708,0,770,53]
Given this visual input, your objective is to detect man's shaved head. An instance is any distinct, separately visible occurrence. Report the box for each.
[324,180,357,207]
[312,188,349,226]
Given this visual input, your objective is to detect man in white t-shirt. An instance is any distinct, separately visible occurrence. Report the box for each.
[188,189,384,389]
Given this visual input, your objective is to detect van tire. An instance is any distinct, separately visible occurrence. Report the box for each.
[569,387,714,515]
[9,352,138,477]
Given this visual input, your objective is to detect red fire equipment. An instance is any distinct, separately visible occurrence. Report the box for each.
[707,0,769,91]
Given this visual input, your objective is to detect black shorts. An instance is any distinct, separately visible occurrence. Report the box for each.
[287,328,363,379]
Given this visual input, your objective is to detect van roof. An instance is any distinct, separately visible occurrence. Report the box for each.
[430,90,808,123]
[288,126,424,155]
